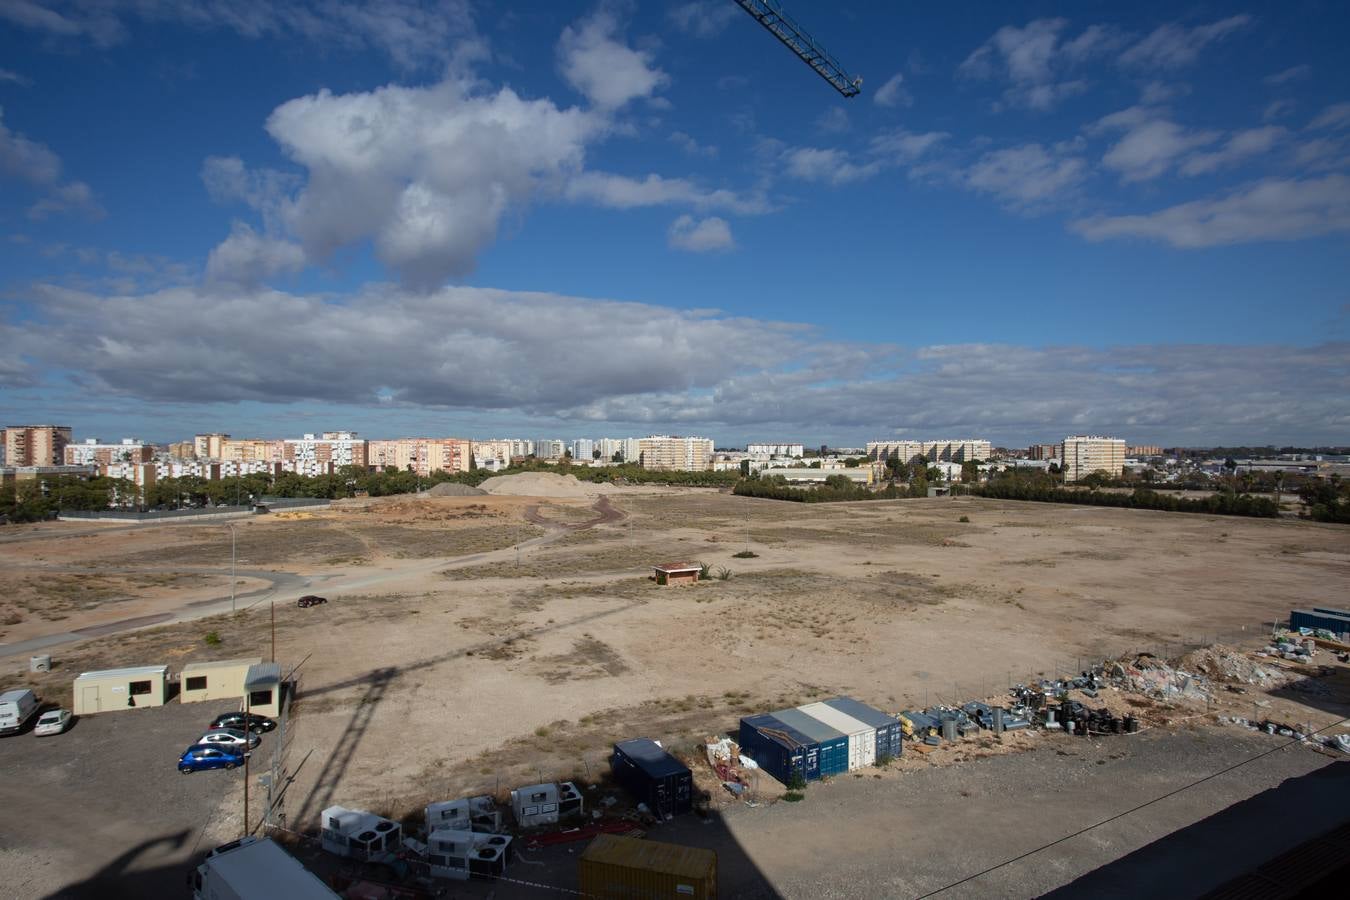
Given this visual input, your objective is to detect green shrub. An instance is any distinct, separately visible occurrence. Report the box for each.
[958,515,970,523]
[783,791,805,802]
[732,550,758,559]
[203,630,221,646]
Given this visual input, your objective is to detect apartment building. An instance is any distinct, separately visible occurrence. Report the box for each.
[220,438,283,463]
[367,438,471,477]
[101,461,157,503]
[283,432,368,477]
[194,433,230,459]
[866,439,992,464]
[65,438,154,467]
[535,439,566,460]
[1061,436,1127,482]
[1028,443,1060,460]
[167,441,196,459]
[595,437,643,463]
[638,435,714,472]
[572,439,596,460]
[1128,445,1164,457]
[747,443,804,457]
[2,425,72,467]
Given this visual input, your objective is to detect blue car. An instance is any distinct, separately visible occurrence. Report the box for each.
[178,743,246,774]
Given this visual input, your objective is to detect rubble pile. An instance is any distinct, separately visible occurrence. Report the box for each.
[1179,644,1290,687]
[1108,654,1211,703]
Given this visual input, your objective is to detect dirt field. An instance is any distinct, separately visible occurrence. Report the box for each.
[2,487,1348,896]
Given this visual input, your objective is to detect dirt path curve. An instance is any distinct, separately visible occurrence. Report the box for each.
[1,496,629,659]
[523,495,626,530]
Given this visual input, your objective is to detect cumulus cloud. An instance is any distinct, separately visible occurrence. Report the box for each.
[666,1,739,38]
[256,78,603,289]
[959,19,1119,111]
[1119,15,1252,70]
[963,143,1086,208]
[205,222,305,285]
[8,281,1345,443]
[1179,126,1285,176]
[0,108,102,219]
[872,72,913,108]
[557,9,668,110]
[669,130,717,158]
[815,107,850,134]
[667,215,734,252]
[1093,106,1221,182]
[0,67,31,86]
[1071,174,1350,247]
[0,0,479,69]
[777,131,948,188]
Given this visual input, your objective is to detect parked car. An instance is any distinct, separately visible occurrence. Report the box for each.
[33,708,72,736]
[210,711,276,733]
[0,688,40,736]
[179,744,246,773]
[297,595,328,608]
[197,727,260,750]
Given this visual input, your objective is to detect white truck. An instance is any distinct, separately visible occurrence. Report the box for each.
[0,689,39,736]
[192,837,338,900]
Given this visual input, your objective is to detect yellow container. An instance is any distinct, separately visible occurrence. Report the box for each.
[579,834,717,899]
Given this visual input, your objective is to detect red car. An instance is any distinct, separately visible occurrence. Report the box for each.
[297,595,328,608]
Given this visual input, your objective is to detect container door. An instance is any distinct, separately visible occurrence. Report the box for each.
[676,774,691,813]
[858,729,876,767]
[82,686,100,713]
[655,777,671,815]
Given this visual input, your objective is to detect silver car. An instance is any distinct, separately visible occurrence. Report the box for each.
[197,728,260,750]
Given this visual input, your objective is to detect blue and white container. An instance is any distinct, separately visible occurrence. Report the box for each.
[822,696,903,761]
[769,707,850,777]
[798,702,875,770]
[738,714,820,785]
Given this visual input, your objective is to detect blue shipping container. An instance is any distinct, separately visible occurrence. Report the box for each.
[769,708,849,777]
[1290,610,1350,635]
[739,714,820,785]
[1312,606,1350,618]
[822,696,904,761]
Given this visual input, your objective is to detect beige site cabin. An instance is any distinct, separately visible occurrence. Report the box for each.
[72,665,168,714]
[244,662,283,717]
[180,658,263,705]
[652,562,701,586]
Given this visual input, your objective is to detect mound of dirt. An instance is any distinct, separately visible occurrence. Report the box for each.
[477,472,605,498]
[425,482,487,497]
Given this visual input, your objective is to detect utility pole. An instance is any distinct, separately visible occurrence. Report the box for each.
[270,601,276,663]
[225,522,237,613]
[243,690,250,837]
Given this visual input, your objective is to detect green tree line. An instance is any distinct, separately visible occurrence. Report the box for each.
[951,481,1279,518]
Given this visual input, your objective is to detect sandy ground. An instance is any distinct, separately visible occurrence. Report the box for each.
[2,485,1349,895]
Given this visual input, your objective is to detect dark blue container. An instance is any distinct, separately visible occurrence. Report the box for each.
[738,714,820,785]
[822,696,904,761]
[1290,610,1350,635]
[1311,606,1350,618]
[611,738,692,817]
[768,708,849,777]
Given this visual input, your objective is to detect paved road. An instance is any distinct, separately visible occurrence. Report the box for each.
[0,498,624,659]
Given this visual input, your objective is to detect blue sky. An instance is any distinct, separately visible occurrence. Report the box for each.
[1,1,1347,447]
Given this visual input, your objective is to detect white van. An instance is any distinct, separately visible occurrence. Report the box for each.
[0,689,39,736]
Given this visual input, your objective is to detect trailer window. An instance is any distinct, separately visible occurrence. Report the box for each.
[185,677,207,691]
[129,680,152,696]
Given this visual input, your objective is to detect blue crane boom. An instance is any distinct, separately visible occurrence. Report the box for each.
[733,0,862,98]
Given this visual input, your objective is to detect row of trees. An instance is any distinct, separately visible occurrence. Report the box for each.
[952,480,1279,518]
[1298,478,1350,523]
[733,474,913,503]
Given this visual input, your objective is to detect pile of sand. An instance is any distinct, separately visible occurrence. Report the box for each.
[477,472,605,498]
[424,482,487,497]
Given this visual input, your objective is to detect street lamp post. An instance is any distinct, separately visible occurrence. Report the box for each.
[225,522,237,613]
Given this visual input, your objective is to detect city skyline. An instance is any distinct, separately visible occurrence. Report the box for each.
[1,2,1347,445]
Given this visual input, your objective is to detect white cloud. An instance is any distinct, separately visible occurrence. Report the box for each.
[669,131,717,158]
[7,281,1346,443]
[261,77,604,289]
[205,222,305,285]
[1119,15,1252,70]
[1071,174,1350,247]
[781,147,883,186]
[0,1,479,69]
[1179,126,1285,176]
[557,9,668,110]
[1094,106,1221,182]
[873,72,913,108]
[869,129,949,163]
[666,2,739,38]
[564,171,769,214]
[959,18,1119,111]
[963,143,1087,208]
[0,109,102,219]
[1264,64,1311,86]
[668,215,734,252]
[0,67,31,86]
[1264,99,1296,122]
[1308,102,1350,132]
